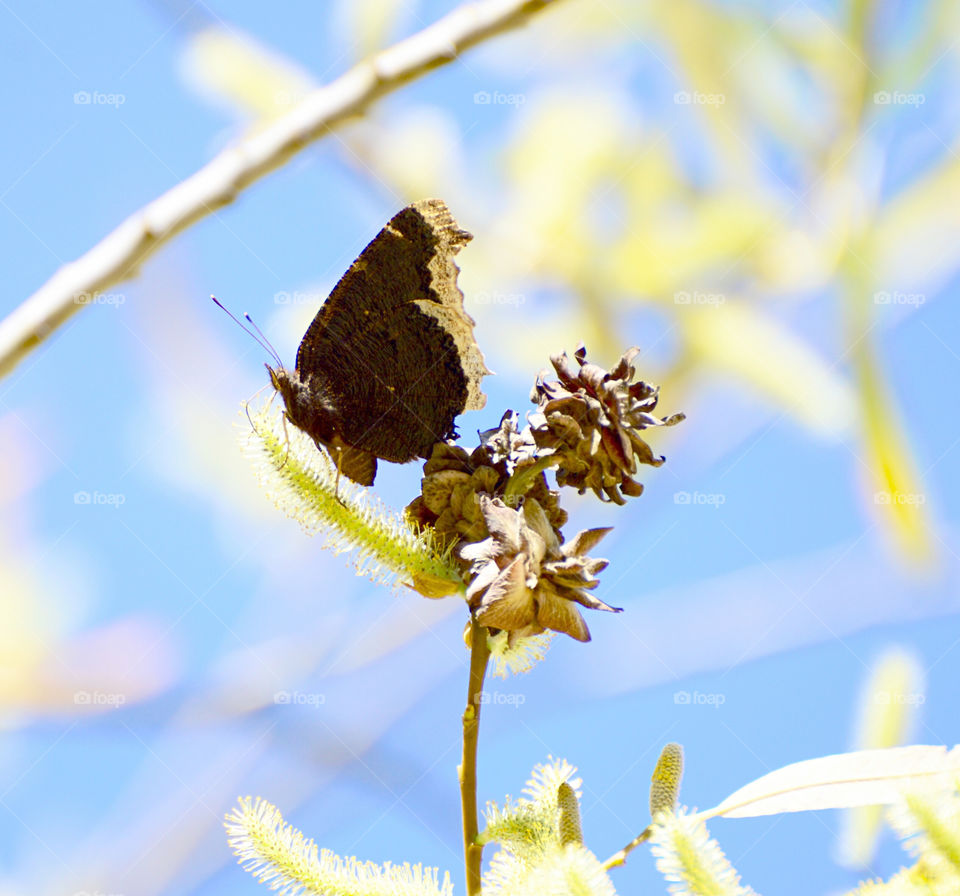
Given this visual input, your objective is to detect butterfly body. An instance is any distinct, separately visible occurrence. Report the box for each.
[269,199,488,487]
[268,364,337,445]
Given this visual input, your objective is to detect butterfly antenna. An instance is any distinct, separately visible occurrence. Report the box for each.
[243,311,283,368]
[210,295,282,366]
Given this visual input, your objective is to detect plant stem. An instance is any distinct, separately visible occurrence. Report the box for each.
[460,618,491,896]
[601,825,652,870]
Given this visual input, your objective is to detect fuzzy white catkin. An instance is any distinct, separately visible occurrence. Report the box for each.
[244,403,463,594]
[226,796,454,896]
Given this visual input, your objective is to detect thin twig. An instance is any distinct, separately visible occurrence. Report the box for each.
[0,0,560,378]
[601,824,652,871]
[459,618,491,896]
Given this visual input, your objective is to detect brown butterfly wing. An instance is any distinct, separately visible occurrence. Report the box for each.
[327,434,378,487]
[295,199,488,463]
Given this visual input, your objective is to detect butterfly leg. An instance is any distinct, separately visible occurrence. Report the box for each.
[326,442,346,506]
[334,448,343,501]
[278,414,292,469]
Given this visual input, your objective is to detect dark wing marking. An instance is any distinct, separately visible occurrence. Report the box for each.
[295,199,489,462]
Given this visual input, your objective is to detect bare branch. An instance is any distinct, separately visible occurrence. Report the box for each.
[0,0,559,378]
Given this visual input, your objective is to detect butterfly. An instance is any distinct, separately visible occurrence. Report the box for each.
[265,198,488,486]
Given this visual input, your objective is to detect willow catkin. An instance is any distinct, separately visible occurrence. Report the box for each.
[650,742,685,819]
[558,781,583,845]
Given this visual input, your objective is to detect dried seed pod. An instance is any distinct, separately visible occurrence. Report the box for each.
[530,345,684,504]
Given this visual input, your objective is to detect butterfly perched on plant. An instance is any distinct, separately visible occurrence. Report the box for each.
[220,199,489,486]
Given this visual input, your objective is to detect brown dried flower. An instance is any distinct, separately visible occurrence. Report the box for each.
[480,410,568,534]
[406,347,680,644]
[407,413,567,556]
[461,495,618,642]
[406,442,502,549]
[478,410,539,473]
[529,345,685,504]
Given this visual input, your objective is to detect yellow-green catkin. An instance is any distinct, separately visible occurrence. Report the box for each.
[903,792,960,875]
[650,809,752,896]
[557,782,583,845]
[245,404,463,596]
[226,796,453,896]
[650,743,685,820]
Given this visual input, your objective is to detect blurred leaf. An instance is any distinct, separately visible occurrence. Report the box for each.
[681,302,855,436]
[852,334,936,569]
[870,151,960,297]
[339,0,412,57]
[877,0,958,95]
[0,548,52,709]
[609,183,778,297]
[759,9,856,150]
[652,0,758,175]
[754,167,869,293]
[344,107,465,200]
[702,745,960,820]
[181,26,316,121]
[502,88,633,284]
[0,586,176,715]
[837,647,925,868]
